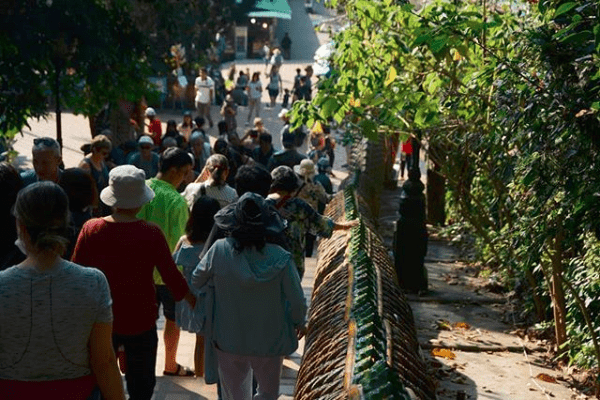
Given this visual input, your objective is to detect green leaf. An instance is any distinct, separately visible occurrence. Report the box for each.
[430,35,448,54]
[554,2,577,19]
[321,98,339,118]
[384,66,397,87]
[412,34,430,46]
[560,30,593,45]
[360,119,378,140]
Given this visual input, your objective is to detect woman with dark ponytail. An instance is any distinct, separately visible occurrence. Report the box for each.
[0,182,125,399]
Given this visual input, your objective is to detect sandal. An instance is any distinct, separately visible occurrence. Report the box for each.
[163,364,195,377]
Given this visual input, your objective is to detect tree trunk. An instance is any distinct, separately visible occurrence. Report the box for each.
[426,166,446,226]
[55,65,62,149]
[550,228,568,358]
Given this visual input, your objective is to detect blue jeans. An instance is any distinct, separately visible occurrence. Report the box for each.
[113,328,158,400]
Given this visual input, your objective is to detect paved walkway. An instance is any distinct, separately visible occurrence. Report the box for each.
[6,3,353,397]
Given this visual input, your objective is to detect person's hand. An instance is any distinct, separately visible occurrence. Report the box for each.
[185,292,197,309]
[296,325,307,340]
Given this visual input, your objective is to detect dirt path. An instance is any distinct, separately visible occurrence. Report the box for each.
[379,187,591,400]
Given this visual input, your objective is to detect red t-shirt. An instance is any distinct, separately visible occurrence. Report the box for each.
[401,139,413,155]
[148,119,162,146]
[72,218,188,335]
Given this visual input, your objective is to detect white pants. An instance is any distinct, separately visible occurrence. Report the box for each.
[247,98,261,122]
[216,348,282,400]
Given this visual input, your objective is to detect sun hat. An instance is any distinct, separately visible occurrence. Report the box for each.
[100,165,154,209]
[214,192,286,235]
[294,159,316,179]
[278,108,289,120]
[145,107,156,117]
[271,165,302,192]
[138,136,153,145]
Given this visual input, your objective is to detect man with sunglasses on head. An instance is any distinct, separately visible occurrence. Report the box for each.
[20,137,63,187]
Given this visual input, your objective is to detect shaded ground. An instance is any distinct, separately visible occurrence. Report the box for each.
[380,186,593,400]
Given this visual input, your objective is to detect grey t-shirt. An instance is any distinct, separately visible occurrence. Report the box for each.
[0,260,113,381]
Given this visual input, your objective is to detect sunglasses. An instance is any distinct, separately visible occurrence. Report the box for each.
[34,137,58,147]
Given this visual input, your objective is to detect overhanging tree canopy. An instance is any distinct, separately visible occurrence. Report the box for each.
[0,0,153,143]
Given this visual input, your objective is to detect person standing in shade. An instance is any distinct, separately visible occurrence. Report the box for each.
[251,133,275,169]
[79,134,112,217]
[400,137,414,179]
[173,196,221,379]
[178,111,195,143]
[281,33,292,60]
[127,136,160,179]
[314,157,334,209]
[195,68,215,129]
[136,148,195,378]
[20,137,62,187]
[0,162,24,270]
[267,128,306,171]
[1,182,125,400]
[220,94,238,134]
[72,166,195,399]
[189,131,212,176]
[246,72,263,126]
[145,107,162,147]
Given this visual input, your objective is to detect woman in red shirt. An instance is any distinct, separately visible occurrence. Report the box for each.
[72,165,195,400]
[145,107,162,147]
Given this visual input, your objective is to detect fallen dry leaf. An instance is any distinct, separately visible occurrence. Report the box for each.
[536,373,557,383]
[431,348,456,360]
[453,322,471,329]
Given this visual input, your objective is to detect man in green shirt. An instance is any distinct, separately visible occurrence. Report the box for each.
[138,147,194,376]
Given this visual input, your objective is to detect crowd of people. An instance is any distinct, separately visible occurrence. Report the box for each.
[0,79,354,399]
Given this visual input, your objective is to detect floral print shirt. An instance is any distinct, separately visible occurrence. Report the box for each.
[267,197,335,279]
[296,180,330,211]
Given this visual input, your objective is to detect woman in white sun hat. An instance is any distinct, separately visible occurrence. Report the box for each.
[72,165,195,400]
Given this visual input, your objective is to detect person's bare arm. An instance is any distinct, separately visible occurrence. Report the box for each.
[78,159,91,172]
[89,322,126,400]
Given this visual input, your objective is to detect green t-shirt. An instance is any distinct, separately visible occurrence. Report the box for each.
[138,178,189,284]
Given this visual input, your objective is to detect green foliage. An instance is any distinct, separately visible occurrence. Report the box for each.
[129,0,257,74]
[309,0,600,368]
[565,234,600,367]
[0,0,153,135]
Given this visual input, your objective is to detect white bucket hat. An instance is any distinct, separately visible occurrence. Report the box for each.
[100,165,154,209]
[145,107,156,117]
[294,159,316,179]
[278,108,289,120]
